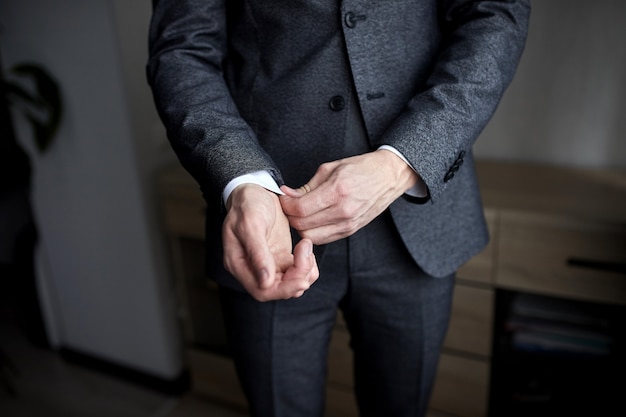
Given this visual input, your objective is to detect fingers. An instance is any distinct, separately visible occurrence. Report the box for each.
[223,185,319,302]
[281,154,404,244]
[284,182,312,196]
[280,181,312,198]
[222,185,282,291]
[281,238,319,294]
[299,223,355,245]
[281,177,364,244]
[253,239,319,302]
[222,221,275,291]
[224,237,315,302]
[241,228,276,289]
[281,182,338,221]
[280,160,335,206]
[292,238,314,274]
[280,184,304,198]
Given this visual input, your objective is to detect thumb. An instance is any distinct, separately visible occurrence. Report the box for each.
[292,238,314,270]
[241,229,277,289]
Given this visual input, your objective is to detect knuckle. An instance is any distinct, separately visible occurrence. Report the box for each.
[340,218,360,236]
[290,219,304,231]
[318,162,332,175]
[310,267,320,281]
[291,205,308,218]
[300,230,320,245]
[333,178,354,199]
[337,202,356,219]
[334,185,348,199]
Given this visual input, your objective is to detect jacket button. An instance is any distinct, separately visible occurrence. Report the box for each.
[329,95,345,111]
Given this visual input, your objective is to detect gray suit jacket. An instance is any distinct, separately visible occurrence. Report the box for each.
[147,0,530,286]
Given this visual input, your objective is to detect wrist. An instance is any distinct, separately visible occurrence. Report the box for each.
[223,170,284,207]
[375,149,419,194]
[227,183,275,211]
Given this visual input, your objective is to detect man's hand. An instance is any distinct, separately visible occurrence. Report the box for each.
[223,184,319,302]
[280,150,419,244]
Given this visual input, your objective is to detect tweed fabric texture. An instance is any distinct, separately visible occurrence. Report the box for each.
[147,0,530,282]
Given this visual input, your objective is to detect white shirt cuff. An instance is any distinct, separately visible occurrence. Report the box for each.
[222,170,284,206]
[378,145,428,198]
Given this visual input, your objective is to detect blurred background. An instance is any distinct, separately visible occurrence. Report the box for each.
[0,1,624,417]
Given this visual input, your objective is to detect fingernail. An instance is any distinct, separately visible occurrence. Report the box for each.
[258,268,270,286]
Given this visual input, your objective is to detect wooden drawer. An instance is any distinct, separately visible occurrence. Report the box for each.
[429,353,490,417]
[444,284,494,357]
[497,211,626,305]
[457,208,497,284]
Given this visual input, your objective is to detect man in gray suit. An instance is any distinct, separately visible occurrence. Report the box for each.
[147,1,530,416]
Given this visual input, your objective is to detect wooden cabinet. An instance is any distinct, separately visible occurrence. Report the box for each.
[496,211,626,304]
[156,161,626,417]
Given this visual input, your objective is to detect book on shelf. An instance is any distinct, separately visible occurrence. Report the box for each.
[506,293,612,357]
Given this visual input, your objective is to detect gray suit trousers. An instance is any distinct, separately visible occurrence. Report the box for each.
[219,211,455,417]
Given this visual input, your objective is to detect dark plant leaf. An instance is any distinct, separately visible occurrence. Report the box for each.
[0,72,32,190]
[4,81,42,105]
[5,63,63,152]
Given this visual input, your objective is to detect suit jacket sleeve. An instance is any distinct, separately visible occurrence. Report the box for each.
[379,0,530,201]
[146,0,282,197]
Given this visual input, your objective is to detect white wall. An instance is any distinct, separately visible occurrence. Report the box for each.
[0,0,182,379]
[475,0,626,169]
